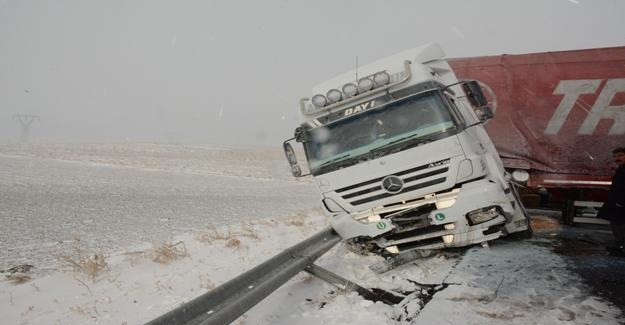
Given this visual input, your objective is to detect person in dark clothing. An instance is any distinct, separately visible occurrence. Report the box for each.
[599,147,625,251]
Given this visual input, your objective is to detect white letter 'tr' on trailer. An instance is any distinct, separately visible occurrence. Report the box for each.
[578,78,625,135]
[545,79,601,135]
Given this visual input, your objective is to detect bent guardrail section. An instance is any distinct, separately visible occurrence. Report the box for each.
[146,227,341,325]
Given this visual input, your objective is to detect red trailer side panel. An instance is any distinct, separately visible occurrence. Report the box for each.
[449,46,625,188]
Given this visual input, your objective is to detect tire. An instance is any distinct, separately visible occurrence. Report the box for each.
[561,199,576,226]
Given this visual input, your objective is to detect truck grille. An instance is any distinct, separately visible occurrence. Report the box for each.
[384,203,436,230]
[335,160,449,206]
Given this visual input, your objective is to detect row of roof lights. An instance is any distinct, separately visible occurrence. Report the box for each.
[311,71,391,108]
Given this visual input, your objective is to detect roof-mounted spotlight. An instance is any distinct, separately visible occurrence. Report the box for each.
[358,77,374,92]
[311,94,328,108]
[373,71,391,87]
[326,89,343,104]
[342,83,358,98]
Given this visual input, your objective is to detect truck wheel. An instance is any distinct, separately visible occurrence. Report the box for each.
[561,199,576,225]
[514,223,534,239]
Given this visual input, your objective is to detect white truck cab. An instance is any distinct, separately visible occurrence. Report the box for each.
[284,44,530,255]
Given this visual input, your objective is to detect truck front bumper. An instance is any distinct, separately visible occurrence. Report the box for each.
[331,179,515,252]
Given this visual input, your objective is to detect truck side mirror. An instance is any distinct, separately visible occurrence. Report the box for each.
[283,140,309,178]
[291,165,302,177]
[284,142,297,166]
[462,81,488,107]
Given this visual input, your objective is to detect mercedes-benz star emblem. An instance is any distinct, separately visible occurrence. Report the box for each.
[382,175,404,194]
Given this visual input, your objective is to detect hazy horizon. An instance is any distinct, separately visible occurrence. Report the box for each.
[2,0,624,145]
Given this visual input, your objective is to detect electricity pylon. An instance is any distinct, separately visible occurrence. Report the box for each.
[14,114,39,143]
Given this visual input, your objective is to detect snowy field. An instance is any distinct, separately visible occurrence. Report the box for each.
[0,143,622,324]
[0,143,318,273]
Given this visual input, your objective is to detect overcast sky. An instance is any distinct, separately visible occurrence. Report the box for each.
[1,0,624,145]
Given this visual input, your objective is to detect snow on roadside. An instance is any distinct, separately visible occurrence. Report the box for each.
[418,238,622,324]
[241,242,460,325]
[0,212,328,325]
[2,213,622,325]
[242,234,622,324]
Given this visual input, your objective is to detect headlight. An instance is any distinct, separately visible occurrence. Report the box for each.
[311,94,327,108]
[466,206,502,226]
[326,89,342,103]
[342,83,358,98]
[373,71,390,87]
[358,77,374,92]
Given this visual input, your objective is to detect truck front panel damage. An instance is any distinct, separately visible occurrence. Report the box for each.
[285,43,531,257]
[332,178,520,252]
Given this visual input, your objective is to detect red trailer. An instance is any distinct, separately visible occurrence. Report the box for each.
[449,46,625,223]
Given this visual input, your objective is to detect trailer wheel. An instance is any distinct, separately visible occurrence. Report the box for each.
[561,199,576,225]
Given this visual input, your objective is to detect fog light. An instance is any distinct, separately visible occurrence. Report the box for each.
[436,199,456,209]
[442,235,454,244]
[444,223,455,230]
[466,206,501,226]
[385,246,399,254]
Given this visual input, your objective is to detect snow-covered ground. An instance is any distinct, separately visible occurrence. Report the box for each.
[243,218,622,325]
[0,144,318,274]
[1,144,622,324]
[0,143,293,180]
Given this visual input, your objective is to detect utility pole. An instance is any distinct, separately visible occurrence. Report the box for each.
[14,114,39,143]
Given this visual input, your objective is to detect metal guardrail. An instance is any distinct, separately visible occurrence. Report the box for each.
[146,227,341,325]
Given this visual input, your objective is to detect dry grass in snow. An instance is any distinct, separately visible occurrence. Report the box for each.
[4,273,33,285]
[1,211,329,324]
[195,226,234,243]
[150,241,189,264]
[225,238,242,249]
[59,250,109,281]
[196,224,261,244]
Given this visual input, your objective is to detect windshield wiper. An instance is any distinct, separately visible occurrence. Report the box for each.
[368,132,440,158]
[368,132,420,155]
[386,132,422,147]
[317,153,351,168]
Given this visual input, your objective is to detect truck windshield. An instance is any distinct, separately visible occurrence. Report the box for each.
[305,91,456,175]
